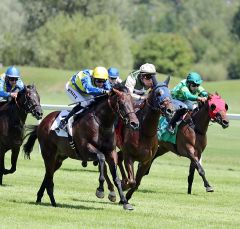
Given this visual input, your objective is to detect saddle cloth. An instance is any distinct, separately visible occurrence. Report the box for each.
[157,116,180,144]
[50,110,73,137]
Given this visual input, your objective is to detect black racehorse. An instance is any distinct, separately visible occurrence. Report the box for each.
[0,85,43,185]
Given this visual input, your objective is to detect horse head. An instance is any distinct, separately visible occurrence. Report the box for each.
[207,93,229,129]
[147,76,174,118]
[17,85,43,120]
[110,84,139,130]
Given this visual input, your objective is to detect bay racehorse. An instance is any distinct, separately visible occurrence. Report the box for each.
[0,85,43,185]
[101,77,174,202]
[146,93,229,194]
[23,84,139,210]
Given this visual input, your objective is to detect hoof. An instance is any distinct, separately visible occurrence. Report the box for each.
[206,186,214,192]
[93,161,98,166]
[96,189,104,199]
[108,191,116,202]
[123,203,134,211]
[82,161,87,167]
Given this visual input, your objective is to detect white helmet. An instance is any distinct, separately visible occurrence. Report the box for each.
[139,63,156,74]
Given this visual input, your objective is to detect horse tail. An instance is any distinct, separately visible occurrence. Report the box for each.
[23,125,38,159]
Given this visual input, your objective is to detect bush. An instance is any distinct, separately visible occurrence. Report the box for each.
[227,46,240,80]
[193,63,227,81]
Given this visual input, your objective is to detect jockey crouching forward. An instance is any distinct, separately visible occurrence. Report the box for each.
[0,66,24,102]
[167,72,208,134]
[57,66,111,130]
[123,63,157,101]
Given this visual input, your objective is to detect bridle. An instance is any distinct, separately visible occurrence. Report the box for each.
[15,89,41,117]
[108,92,135,125]
[146,85,172,115]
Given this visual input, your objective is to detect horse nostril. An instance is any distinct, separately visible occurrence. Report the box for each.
[130,122,139,130]
[222,120,229,128]
[166,108,173,114]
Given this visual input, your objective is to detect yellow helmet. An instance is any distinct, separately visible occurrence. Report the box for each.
[93,67,108,80]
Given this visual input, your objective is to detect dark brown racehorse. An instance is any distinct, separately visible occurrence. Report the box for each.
[146,93,229,194]
[0,85,43,185]
[101,77,174,202]
[23,85,139,210]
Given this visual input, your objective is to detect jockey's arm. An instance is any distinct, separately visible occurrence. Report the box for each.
[181,86,198,101]
[0,80,11,98]
[103,80,112,90]
[125,76,141,100]
[198,86,208,97]
[81,76,105,96]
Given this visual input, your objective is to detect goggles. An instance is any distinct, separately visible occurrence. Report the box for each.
[8,77,18,82]
[95,79,106,83]
[190,82,200,87]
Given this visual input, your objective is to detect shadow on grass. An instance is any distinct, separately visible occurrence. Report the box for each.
[61,168,98,173]
[71,197,136,207]
[10,200,103,210]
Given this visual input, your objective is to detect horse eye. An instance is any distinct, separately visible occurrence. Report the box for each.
[225,104,228,111]
[210,104,216,111]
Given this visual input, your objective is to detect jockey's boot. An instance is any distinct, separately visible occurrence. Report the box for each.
[167,108,187,134]
[57,103,83,130]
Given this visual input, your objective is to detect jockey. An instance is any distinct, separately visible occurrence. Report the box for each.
[108,67,122,86]
[167,72,208,133]
[123,63,157,100]
[57,66,111,130]
[0,66,24,102]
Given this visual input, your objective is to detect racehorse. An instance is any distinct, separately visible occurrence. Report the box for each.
[0,85,43,185]
[101,77,174,202]
[146,93,229,194]
[23,84,139,210]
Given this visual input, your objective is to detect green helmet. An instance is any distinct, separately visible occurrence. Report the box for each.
[186,72,203,84]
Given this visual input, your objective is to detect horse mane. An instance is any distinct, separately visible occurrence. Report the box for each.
[112,83,129,93]
[207,92,221,100]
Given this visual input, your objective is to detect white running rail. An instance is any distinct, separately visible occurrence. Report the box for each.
[41,104,240,120]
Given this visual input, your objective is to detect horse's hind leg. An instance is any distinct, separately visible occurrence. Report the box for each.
[188,161,196,194]
[36,176,47,203]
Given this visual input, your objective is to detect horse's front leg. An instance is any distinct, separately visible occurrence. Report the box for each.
[195,159,214,192]
[106,150,133,210]
[4,147,20,174]
[123,155,135,190]
[86,144,106,199]
[0,151,6,185]
[126,160,152,201]
[95,152,106,199]
[103,163,116,202]
[117,150,130,190]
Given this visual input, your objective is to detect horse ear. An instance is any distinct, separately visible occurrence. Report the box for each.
[112,88,122,96]
[210,104,216,111]
[163,75,170,86]
[152,74,158,87]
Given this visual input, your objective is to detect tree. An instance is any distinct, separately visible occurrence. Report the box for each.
[133,33,194,77]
